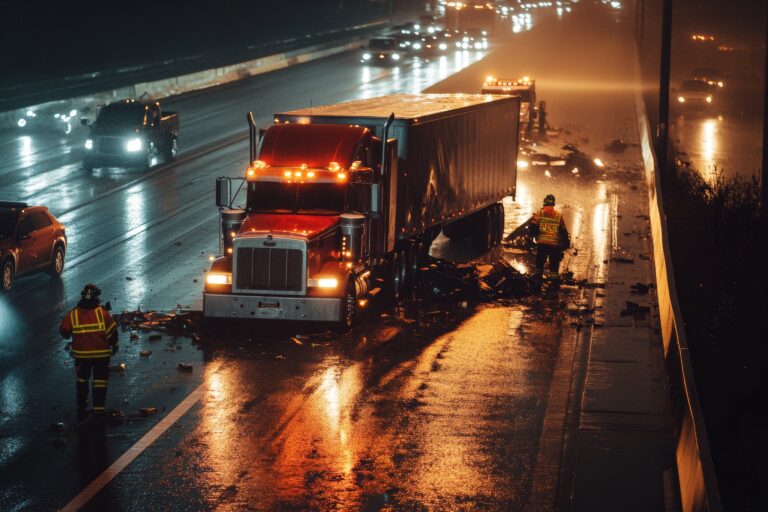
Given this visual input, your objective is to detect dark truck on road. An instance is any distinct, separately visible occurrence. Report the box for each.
[204,93,519,327]
[82,99,179,170]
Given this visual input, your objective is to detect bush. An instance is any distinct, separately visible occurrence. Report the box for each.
[663,159,767,510]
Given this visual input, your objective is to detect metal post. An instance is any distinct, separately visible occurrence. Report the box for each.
[657,0,673,174]
[762,4,768,225]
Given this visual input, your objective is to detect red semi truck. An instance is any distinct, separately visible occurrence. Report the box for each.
[204,93,519,327]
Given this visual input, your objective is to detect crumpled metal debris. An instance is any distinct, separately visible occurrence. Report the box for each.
[419,257,535,302]
[115,310,202,336]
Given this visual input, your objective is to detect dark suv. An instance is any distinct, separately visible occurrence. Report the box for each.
[0,202,67,291]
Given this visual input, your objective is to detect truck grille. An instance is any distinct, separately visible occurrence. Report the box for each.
[96,136,124,154]
[235,247,303,292]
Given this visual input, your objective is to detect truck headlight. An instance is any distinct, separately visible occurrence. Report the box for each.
[206,272,232,285]
[362,53,371,61]
[85,139,93,150]
[125,138,143,152]
[308,277,338,288]
[391,53,400,61]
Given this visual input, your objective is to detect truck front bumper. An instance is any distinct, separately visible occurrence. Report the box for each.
[203,293,341,322]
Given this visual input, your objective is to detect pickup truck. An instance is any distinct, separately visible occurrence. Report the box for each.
[82,99,179,170]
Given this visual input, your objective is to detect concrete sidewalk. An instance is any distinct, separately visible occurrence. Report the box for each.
[427,4,679,510]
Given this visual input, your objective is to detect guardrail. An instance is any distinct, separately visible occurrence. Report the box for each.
[635,94,723,512]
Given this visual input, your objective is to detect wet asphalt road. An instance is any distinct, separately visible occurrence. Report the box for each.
[0,3,659,511]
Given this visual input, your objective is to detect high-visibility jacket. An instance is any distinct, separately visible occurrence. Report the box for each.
[533,206,565,246]
[60,306,118,359]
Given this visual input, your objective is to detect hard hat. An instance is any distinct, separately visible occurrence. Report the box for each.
[543,194,556,206]
[81,284,101,301]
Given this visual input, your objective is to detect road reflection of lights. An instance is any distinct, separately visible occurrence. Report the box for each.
[20,136,34,167]
[592,182,610,282]
[361,67,371,84]
[438,55,449,79]
[124,186,148,304]
[701,118,717,176]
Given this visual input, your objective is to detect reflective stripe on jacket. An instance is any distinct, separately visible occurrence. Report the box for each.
[533,207,563,246]
[60,306,117,359]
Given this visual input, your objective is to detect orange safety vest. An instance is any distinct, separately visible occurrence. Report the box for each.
[534,207,563,246]
[60,306,117,359]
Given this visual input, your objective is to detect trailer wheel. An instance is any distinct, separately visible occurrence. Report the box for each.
[405,241,420,291]
[496,203,505,245]
[472,208,493,252]
[389,251,406,302]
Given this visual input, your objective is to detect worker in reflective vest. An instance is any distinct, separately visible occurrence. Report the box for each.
[530,194,570,278]
[60,284,118,420]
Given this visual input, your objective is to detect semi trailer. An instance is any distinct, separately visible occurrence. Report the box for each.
[203,93,519,327]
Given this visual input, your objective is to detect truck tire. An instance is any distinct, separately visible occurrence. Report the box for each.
[472,208,493,252]
[389,251,406,302]
[338,279,357,330]
[2,260,13,292]
[48,245,65,277]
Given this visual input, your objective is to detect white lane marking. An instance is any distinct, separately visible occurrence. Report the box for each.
[60,383,206,512]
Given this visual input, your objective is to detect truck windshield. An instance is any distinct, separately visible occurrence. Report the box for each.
[0,209,19,240]
[97,105,145,126]
[246,181,347,214]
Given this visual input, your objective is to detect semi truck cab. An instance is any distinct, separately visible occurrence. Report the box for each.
[204,123,390,326]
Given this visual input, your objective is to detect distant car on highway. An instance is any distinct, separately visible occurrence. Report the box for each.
[0,201,67,292]
[692,67,726,89]
[82,99,179,170]
[676,79,713,110]
[361,37,402,65]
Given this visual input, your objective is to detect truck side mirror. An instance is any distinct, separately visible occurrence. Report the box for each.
[216,178,230,208]
[81,118,90,126]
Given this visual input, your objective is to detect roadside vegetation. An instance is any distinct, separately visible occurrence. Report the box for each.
[662,159,767,510]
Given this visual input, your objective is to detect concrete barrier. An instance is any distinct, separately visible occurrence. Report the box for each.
[635,90,723,512]
[0,37,366,130]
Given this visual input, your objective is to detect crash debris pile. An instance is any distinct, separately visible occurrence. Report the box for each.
[419,257,535,302]
[115,309,203,340]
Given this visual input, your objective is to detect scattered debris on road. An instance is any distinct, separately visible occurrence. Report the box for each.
[177,363,193,372]
[140,407,158,416]
[109,362,126,372]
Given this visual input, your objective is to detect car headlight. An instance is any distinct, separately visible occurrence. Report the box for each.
[391,53,400,60]
[438,42,447,50]
[362,53,371,61]
[125,138,143,152]
[308,277,338,288]
[678,96,685,103]
[17,118,27,128]
[706,96,712,103]
[413,42,422,50]
[474,42,483,49]
[85,139,93,150]
[206,272,232,285]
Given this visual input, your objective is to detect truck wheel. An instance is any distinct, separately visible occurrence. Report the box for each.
[496,204,505,245]
[472,208,493,252]
[405,241,420,291]
[389,251,406,302]
[339,279,357,330]
[48,245,65,277]
[1,260,13,292]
